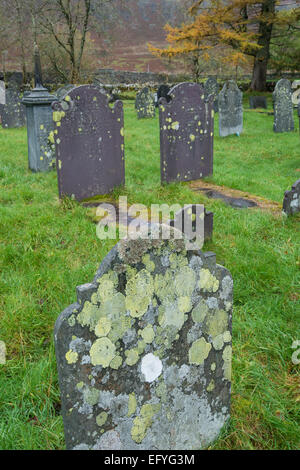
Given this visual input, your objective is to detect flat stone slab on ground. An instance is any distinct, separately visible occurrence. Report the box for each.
[55,225,233,450]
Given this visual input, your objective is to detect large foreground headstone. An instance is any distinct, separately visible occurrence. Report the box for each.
[204,77,219,113]
[52,85,125,201]
[282,180,300,216]
[273,79,294,133]
[159,82,214,184]
[135,87,155,119]
[249,96,267,109]
[218,81,243,137]
[55,225,233,450]
[0,86,26,128]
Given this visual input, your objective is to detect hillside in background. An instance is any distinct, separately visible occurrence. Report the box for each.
[91,0,185,73]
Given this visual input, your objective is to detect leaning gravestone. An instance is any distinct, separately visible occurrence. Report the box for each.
[159,82,214,184]
[273,79,294,133]
[249,96,267,109]
[0,81,5,105]
[282,180,300,216]
[204,77,219,113]
[54,224,233,450]
[52,85,125,201]
[135,87,155,119]
[218,80,243,137]
[0,85,26,128]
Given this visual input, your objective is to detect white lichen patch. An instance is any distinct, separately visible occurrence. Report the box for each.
[141,353,163,382]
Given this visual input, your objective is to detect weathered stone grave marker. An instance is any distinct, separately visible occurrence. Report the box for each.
[135,87,155,119]
[218,80,243,137]
[168,204,214,243]
[249,96,267,109]
[204,77,219,113]
[55,224,233,450]
[22,45,57,172]
[156,84,171,107]
[273,79,294,133]
[0,80,5,105]
[282,179,300,216]
[291,80,300,108]
[0,84,26,128]
[52,85,125,201]
[159,82,214,184]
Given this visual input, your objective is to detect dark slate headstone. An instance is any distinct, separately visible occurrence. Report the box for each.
[204,77,219,113]
[0,86,26,128]
[156,84,171,107]
[52,85,125,201]
[135,87,155,119]
[218,80,243,137]
[0,80,5,105]
[159,82,214,184]
[168,204,213,243]
[273,79,294,133]
[282,179,300,216]
[249,96,267,109]
[54,224,233,450]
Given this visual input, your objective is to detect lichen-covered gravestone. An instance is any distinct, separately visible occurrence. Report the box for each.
[273,79,294,133]
[218,81,243,137]
[204,77,219,113]
[52,85,125,201]
[55,225,233,450]
[135,87,155,119]
[159,82,214,184]
[0,86,26,128]
[0,81,5,105]
[282,179,300,216]
[249,96,267,109]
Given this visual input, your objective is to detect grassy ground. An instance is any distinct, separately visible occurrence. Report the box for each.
[0,94,299,450]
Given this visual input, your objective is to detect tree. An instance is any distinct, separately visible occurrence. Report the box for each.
[149,0,300,91]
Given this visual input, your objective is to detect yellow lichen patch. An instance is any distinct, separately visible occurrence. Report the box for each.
[142,254,155,273]
[174,266,196,297]
[222,345,232,381]
[128,393,137,417]
[95,317,111,337]
[125,269,154,318]
[212,334,224,351]
[90,337,116,367]
[207,379,215,392]
[177,296,192,314]
[65,350,78,364]
[65,95,71,102]
[53,111,65,122]
[96,412,108,427]
[192,300,209,323]
[204,309,228,339]
[211,362,216,372]
[110,355,123,370]
[77,301,102,331]
[48,131,55,144]
[189,134,195,142]
[58,160,62,170]
[140,324,155,344]
[120,127,124,137]
[198,269,219,293]
[131,403,161,444]
[171,121,179,130]
[189,337,212,365]
[223,331,232,343]
[125,348,140,366]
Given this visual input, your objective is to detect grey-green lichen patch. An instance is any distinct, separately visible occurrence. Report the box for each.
[55,230,233,450]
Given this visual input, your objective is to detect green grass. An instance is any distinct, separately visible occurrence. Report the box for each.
[0,93,299,450]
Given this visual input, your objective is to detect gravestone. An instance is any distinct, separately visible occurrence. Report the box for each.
[159,82,214,184]
[156,84,171,107]
[249,96,267,109]
[0,81,5,105]
[0,85,26,128]
[54,224,233,450]
[273,79,294,133]
[135,87,155,119]
[282,180,300,216]
[218,80,243,137]
[22,45,57,172]
[204,77,219,113]
[168,205,213,243]
[52,85,125,201]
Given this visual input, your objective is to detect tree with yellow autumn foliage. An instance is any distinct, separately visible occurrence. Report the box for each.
[149,1,300,91]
